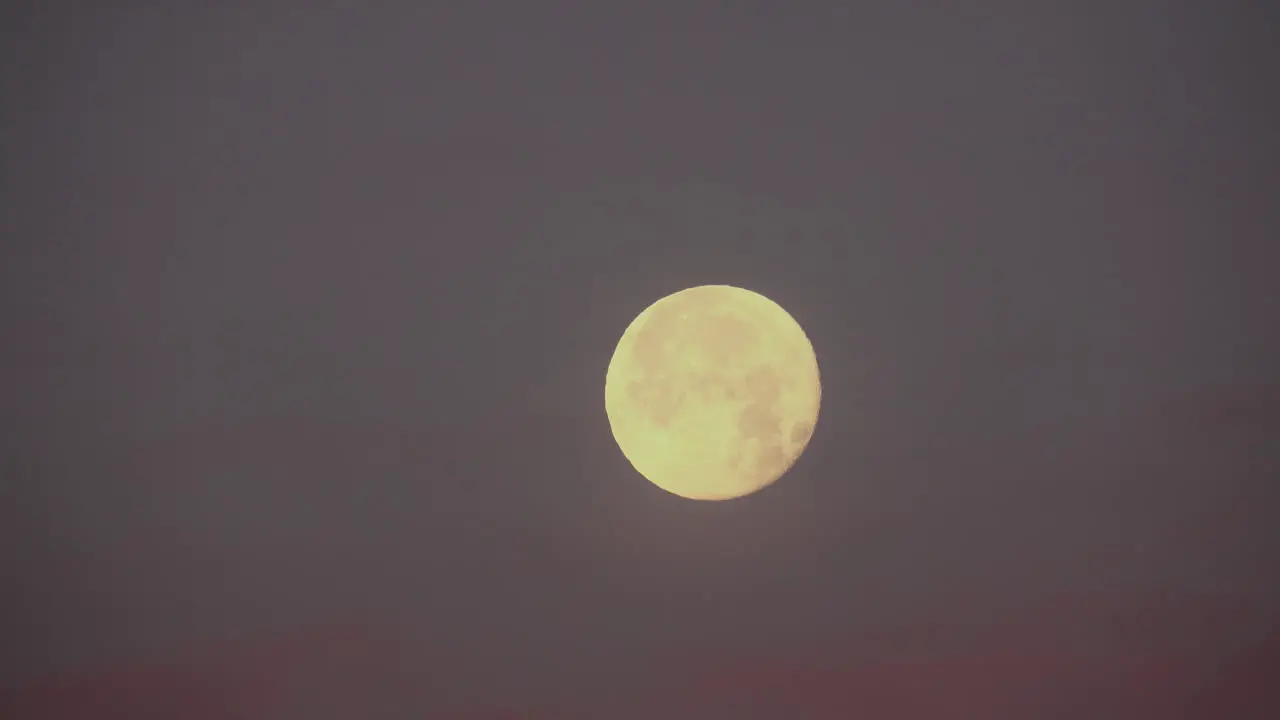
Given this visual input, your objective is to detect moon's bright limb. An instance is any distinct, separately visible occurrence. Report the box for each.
[605,285,821,501]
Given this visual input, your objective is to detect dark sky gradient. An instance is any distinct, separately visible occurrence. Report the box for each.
[3,2,1278,717]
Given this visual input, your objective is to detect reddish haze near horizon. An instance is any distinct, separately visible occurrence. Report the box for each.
[3,593,1276,718]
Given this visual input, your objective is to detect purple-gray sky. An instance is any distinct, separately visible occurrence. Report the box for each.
[3,2,1277,716]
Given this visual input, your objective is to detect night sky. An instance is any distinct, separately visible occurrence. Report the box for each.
[4,2,1278,717]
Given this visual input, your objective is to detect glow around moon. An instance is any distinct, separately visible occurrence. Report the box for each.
[604,285,821,501]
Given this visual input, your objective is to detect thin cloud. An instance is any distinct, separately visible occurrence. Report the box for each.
[0,619,454,719]
[673,594,1275,718]
[1169,385,1280,434]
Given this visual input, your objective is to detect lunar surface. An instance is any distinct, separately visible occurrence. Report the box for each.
[604,285,821,500]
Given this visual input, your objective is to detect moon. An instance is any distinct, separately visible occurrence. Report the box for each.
[604,285,821,501]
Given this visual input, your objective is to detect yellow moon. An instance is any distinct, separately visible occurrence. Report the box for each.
[604,285,821,501]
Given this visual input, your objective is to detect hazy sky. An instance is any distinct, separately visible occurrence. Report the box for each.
[3,2,1277,716]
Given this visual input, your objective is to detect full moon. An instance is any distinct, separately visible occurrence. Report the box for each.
[604,285,821,501]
